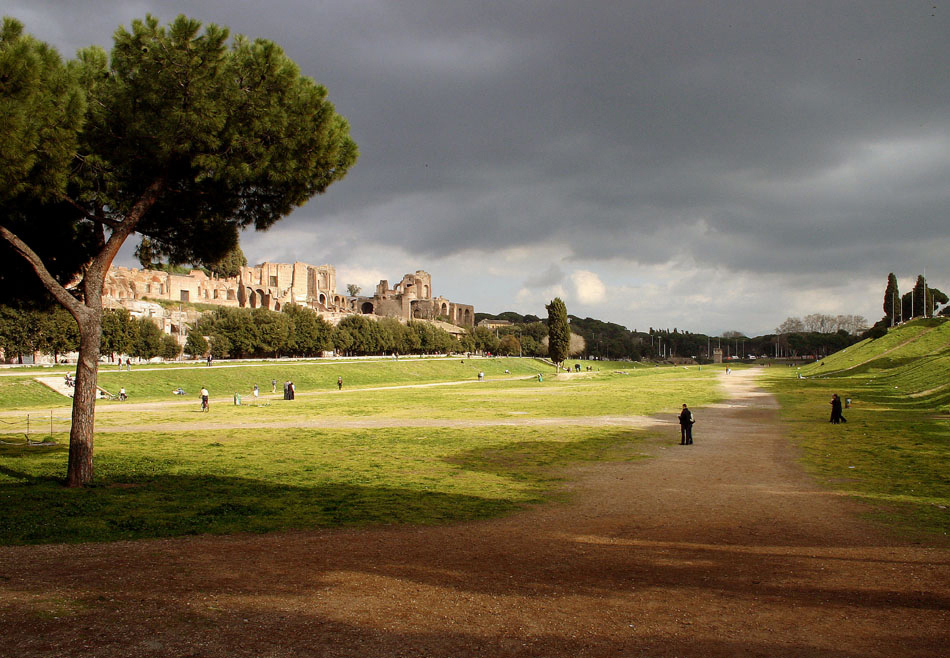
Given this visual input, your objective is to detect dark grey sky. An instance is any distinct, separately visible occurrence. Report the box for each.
[5,1,948,334]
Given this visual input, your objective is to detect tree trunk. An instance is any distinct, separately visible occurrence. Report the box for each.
[65,313,102,487]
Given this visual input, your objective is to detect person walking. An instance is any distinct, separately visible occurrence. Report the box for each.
[337,376,343,391]
[272,379,277,394]
[200,386,210,412]
[252,384,259,403]
[679,403,694,445]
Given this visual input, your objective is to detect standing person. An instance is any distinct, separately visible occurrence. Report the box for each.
[290,381,296,400]
[337,376,343,391]
[207,354,213,367]
[679,403,694,445]
[252,384,259,403]
[200,386,210,412]
[126,357,131,371]
[830,394,846,424]
[272,379,277,394]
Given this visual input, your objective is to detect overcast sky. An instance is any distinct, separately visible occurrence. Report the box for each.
[5,1,948,335]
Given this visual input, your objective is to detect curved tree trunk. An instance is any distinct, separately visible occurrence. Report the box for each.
[65,314,102,487]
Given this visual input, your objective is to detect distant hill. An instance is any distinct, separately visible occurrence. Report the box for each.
[803,317,950,410]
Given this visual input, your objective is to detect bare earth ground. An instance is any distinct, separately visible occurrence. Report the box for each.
[1,370,947,657]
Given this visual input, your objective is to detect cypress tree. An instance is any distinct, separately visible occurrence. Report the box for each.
[883,273,900,325]
[912,275,928,318]
[546,297,570,367]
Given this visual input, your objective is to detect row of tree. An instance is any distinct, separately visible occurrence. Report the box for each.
[882,274,948,326]
[1,301,581,364]
[775,314,869,335]
[0,305,182,363]
[477,311,870,362]
[185,306,466,359]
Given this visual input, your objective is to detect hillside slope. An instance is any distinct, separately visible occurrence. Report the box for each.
[803,318,950,410]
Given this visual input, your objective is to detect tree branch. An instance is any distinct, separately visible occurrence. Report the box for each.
[61,195,122,230]
[89,177,168,276]
[0,226,87,321]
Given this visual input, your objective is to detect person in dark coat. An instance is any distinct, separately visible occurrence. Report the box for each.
[679,403,694,445]
[830,394,846,424]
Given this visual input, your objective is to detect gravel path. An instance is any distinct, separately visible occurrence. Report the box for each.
[0,369,947,657]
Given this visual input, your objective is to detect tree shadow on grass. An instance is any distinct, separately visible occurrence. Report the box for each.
[0,471,520,546]
[445,428,645,482]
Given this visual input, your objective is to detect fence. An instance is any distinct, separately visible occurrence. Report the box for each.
[0,412,72,444]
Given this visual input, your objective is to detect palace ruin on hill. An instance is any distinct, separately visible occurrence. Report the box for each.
[103,262,475,330]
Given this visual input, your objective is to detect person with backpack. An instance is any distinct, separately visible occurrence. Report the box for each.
[679,403,695,445]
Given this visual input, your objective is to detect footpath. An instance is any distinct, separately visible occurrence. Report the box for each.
[0,369,947,657]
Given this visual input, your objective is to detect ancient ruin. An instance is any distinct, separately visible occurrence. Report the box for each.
[102,262,474,334]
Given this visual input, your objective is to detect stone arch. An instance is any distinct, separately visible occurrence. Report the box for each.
[424,285,431,298]
[274,302,281,312]
[248,288,259,308]
[463,309,472,324]
[360,301,374,314]
[440,302,448,316]
[318,293,327,306]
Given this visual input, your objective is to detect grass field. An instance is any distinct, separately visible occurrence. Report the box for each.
[0,360,720,545]
[0,355,649,410]
[762,318,950,537]
[3,324,946,546]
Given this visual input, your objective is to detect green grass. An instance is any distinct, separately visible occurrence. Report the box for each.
[95,356,547,401]
[763,319,950,538]
[0,425,647,544]
[77,364,721,430]
[804,318,950,378]
[0,362,722,545]
[0,378,70,409]
[0,356,551,410]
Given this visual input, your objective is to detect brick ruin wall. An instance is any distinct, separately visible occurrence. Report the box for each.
[102,263,474,338]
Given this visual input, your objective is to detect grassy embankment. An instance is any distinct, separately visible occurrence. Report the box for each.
[0,359,720,544]
[762,317,949,537]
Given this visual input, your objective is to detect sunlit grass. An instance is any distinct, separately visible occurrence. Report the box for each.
[763,320,950,538]
[0,424,649,545]
[0,361,723,545]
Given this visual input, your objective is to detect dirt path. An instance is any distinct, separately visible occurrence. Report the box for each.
[1,370,947,657]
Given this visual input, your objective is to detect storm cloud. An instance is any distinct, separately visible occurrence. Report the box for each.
[5,1,948,334]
